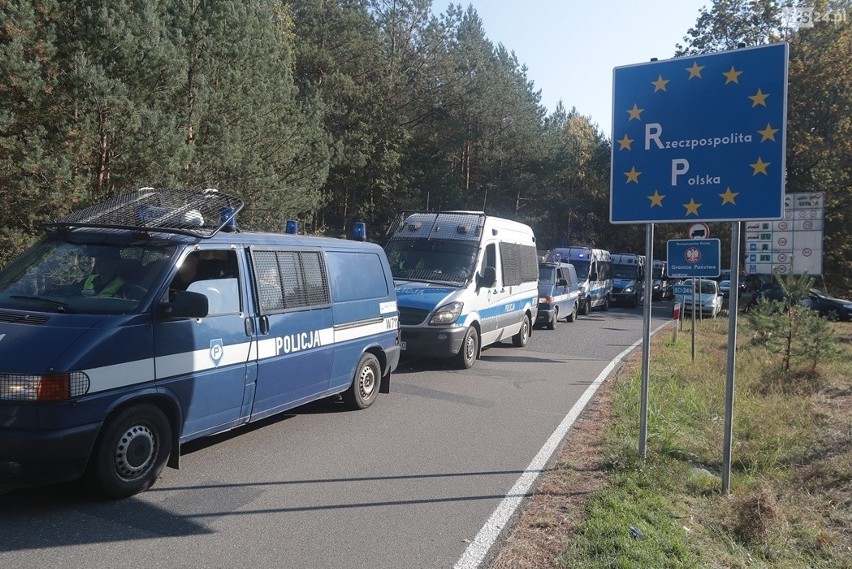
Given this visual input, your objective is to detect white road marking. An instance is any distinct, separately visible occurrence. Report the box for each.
[454,320,672,568]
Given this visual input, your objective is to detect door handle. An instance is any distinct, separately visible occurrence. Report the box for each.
[259,316,270,335]
[244,317,255,336]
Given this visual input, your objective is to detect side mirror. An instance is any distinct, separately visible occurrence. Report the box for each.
[161,290,209,319]
[477,266,497,288]
[557,278,568,287]
[589,271,598,281]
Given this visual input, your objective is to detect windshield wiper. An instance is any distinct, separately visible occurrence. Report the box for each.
[9,295,75,313]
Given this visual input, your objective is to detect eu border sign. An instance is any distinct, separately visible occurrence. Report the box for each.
[610,43,788,224]
[668,239,721,278]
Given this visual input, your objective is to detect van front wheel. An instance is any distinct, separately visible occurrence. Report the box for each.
[455,327,479,369]
[344,353,382,409]
[88,404,172,499]
[513,314,530,347]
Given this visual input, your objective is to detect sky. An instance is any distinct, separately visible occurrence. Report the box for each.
[433,0,710,137]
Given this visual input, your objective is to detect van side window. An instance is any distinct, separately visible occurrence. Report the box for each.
[326,251,388,302]
[498,242,539,286]
[174,250,241,316]
[253,250,330,313]
[485,243,497,270]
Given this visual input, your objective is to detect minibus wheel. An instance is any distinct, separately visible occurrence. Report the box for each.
[547,308,558,330]
[344,353,381,409]
[566,301,577,322]
[456,326,479,369]
[88,404,172,499]
[512,314,530,347]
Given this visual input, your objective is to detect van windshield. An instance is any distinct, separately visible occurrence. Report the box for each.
[612,264,639,279]
[571,260,590,280]
[0,238,176,314]
[385,239,478,285]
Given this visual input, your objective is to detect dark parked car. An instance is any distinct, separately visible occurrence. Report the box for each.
[801,289,852,321]
[745,286,852,321]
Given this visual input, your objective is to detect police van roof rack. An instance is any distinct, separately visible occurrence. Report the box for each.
[44,187,245,239]
[386,211,486,242]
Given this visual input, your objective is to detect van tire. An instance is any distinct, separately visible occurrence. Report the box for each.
[456,327,479,369]
[344,353,382,409]
[547,308,558,330]
[566,301,577,322]
[602,296,610,311]
[87,404,172,499]
[580,297,590,315]
[512,314,530,347]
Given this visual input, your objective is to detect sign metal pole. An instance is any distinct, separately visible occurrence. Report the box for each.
[639,223,653,462]
[722,222,741,494]
[691,277,696,362]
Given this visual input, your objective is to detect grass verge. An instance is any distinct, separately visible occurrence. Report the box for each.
[491,317,852,568]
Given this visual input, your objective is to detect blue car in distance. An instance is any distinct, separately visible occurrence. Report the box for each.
[536,262,581,329]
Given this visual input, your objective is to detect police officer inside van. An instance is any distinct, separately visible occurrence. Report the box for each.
[82,248,126,297]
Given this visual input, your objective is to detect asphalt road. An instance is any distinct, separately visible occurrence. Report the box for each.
[0,302,674,569]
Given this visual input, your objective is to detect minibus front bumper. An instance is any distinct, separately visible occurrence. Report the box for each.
[399,325,468,359]
[0,421,100,493]
[535,304,556,326]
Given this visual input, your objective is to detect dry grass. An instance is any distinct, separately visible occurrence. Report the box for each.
[487,321,852,568]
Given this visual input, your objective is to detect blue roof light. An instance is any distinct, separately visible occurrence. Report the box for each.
[352,222,367,241]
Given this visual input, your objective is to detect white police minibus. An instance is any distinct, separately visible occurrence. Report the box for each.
[384,212,538,369]
[547,246,613,314]
[0,188,399,498]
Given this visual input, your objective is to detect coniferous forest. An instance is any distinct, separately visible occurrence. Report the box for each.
[1,1,849,293]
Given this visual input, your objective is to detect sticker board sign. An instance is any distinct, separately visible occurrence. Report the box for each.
[611,43,788,223]
[672,284,693,296]
[744,192,824,275]
[668,238,722,278]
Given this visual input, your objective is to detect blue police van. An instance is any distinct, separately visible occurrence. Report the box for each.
[0,188,400,498]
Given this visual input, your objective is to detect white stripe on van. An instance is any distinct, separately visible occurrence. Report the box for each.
[85,358,155,393]
[83,316,397,394]
[335,317,398,343]
[155,341,254,379]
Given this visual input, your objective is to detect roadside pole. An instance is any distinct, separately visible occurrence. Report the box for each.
[691,277,696,362]
[722,222,741,494]
[639,223,654,462]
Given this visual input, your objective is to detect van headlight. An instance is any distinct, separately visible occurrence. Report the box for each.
[623,286,634,294]
[429,302,463,325]
[0,372,90,402]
